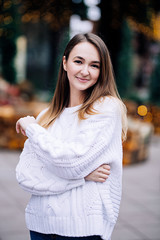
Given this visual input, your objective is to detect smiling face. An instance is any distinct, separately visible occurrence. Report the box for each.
[63,42,100,100]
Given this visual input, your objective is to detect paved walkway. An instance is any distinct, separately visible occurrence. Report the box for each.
[0,135,160,240]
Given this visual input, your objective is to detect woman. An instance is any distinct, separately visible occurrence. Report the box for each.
[16,33,127,240]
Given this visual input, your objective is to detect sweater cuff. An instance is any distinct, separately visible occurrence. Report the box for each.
[26,123,45,139]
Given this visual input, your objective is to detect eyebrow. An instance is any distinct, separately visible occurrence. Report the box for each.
[74,56,100,64]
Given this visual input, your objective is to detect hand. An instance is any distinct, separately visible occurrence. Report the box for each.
[85,164,110,183]
[16,116,36,136]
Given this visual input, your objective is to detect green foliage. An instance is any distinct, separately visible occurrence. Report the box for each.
[150,54,160,105]
[116,20,133,98]
[52,29,70,94]
[1,38,17,83]
[0,0,21,83]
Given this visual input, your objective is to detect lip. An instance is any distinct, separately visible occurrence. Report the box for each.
[76,77,90,83]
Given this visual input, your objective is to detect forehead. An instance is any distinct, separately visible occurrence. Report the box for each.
[69,42,100,61]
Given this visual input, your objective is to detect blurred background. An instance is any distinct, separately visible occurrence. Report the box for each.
[0,0,160,240]
[0,0,160,156]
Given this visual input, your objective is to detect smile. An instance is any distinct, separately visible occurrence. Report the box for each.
[76,77,90,83]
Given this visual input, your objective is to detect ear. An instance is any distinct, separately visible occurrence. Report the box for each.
[63,56,67,71]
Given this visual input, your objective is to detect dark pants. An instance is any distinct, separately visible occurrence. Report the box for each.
[30,231,102,240]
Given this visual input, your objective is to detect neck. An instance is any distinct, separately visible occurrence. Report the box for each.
[68,90,85,107]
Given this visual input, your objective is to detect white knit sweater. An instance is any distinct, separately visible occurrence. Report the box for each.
[16,96,123,240]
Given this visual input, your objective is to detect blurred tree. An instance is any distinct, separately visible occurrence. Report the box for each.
[116,20,133,98]
[150,53,160,105]
[0,0,72,91]
[19,0,72,92]
[20,0,72,30]
[98,0,160,98]
[0,0,21,83]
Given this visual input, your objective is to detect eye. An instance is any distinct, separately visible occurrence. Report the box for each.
[74,60,82,64]
[91,64,100,69]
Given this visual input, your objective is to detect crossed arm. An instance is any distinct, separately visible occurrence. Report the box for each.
[16,116,110,183]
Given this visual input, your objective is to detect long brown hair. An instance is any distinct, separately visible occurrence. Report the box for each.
[38,33,127,141]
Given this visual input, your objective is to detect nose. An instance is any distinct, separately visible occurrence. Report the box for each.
[81,64,89,76]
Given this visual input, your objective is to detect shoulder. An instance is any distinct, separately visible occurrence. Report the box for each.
[93,96,121,115]
[83,97,122,126]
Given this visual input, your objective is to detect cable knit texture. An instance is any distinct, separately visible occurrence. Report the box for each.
[16,96,123,240]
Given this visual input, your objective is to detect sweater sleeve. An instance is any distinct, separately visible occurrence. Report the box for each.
[25,99,122,180]
[16,143,85,196]
[16,107,86,195]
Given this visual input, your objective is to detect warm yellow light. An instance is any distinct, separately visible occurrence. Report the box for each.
[152,14,160,41]
[137,105,148,116]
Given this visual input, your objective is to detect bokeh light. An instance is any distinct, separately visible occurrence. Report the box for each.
[137,105,148,116]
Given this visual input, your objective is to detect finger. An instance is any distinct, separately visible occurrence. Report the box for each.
[21,128,26,136]
[97,167,110,175]
[16,121,20,133]
[97,178,106,183]
[102,164,110,170]
[97,165,110,173]
[98,173,109,180]
[98,169,110,175]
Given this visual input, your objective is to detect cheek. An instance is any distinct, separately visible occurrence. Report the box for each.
[66,66,77,82]
[93,71,100,82]
[66,63,79,76]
